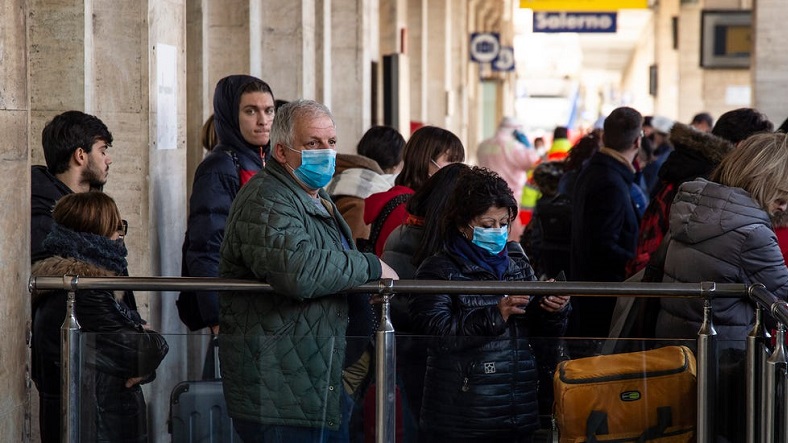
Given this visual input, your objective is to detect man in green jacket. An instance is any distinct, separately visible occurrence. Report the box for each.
[219,99,399,442]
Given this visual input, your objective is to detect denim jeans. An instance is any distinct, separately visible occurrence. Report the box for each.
[233,390,353,443]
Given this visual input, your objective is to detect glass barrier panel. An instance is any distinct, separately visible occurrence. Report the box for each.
[61,332,754,442]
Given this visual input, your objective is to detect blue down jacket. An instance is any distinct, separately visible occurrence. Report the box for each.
[410,248,568,440]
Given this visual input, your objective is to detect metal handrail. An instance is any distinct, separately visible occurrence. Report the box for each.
[29,275,759,443]
[747,284,788,443]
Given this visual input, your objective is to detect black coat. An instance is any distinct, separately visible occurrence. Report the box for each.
[30,165,72,263]
[31,257,168,443]
[569,151,638,337]
[410,248,568,440]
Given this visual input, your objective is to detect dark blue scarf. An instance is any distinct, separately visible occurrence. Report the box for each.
[42,223,128,275]
[446,231,510,280]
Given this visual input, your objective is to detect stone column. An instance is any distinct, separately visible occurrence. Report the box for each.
[407,0,428,129]
[425,0,450,128]
[1,2,32,440]
[676,2,705,121]
[147,1,189,439]
[253,0,317,102]
[653,0,679,118]
[752,0,788,125]
[331,0,375,152]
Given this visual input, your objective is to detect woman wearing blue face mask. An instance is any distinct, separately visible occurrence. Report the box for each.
[410,166,570,443]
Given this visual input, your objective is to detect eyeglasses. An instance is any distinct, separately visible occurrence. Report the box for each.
[117,219,128,238]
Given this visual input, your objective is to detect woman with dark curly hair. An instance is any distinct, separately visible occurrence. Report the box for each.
[410,166,570,442]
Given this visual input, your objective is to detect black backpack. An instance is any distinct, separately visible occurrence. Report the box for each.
[528,194,572,279]
[356,193,411,254]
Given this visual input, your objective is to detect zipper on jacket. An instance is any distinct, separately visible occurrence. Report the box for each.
[259,146,266,168]
[461,361,476,392]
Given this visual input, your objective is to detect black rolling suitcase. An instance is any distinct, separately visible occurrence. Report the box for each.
[169,337,241,442]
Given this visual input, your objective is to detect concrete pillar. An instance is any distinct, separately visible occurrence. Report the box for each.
[676,2,705,121]
[425,0,451,128]
[147,1,188,438]
[752,0,788,125]
[315,0,332,105]
[187,0,250,194]
[186,0,206,197]
[331,0,374,152]
[653,0,679,119]
[210,0,250,82]
[1,2,32,440]
[621,13,655,114]
[407,0,428,129]
[448,0,469,143]
[254,0,317,102]
[380,0,407,55]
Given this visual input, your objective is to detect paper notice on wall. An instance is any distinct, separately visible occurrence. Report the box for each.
[156,44,177,150]
[725,85,751,106]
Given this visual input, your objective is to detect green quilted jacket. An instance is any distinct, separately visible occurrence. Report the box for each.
[218,160,382,429]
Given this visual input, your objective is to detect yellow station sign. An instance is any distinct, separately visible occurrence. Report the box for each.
[520,0,648,11]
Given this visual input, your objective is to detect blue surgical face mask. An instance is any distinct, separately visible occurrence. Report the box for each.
[469,225,508,255]
[287,147,337,189]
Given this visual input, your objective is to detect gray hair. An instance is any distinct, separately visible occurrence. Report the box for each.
[270,99,336,149]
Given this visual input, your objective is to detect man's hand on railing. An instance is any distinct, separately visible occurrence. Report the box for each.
[379,259,399,280]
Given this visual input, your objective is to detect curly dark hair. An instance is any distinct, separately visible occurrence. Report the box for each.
[438,166,517,244]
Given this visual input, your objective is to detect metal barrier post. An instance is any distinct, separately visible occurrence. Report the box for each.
[765,321,786,443]
[697,289,717,443]
[60,275,81,443]
[746,301,764,443]
[375,279,396,443]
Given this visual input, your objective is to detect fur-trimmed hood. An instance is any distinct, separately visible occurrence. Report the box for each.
[31,256,121,305]
[659,123,734,184]
[669,122,733,164]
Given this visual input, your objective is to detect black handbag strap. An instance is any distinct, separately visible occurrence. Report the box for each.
[642,232,672,283]
[585,407,673,442]
[359,193,411,252]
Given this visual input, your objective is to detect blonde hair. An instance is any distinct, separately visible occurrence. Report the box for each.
[710,132,788,210]
[52,191,123,238]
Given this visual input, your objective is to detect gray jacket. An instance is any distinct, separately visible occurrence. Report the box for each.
[656,179,788,342]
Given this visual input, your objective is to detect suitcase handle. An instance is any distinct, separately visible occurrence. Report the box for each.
[586,406,672,442]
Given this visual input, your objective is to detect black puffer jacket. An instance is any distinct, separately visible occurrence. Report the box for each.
[31,256,168,443]
[410,247,568,440]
